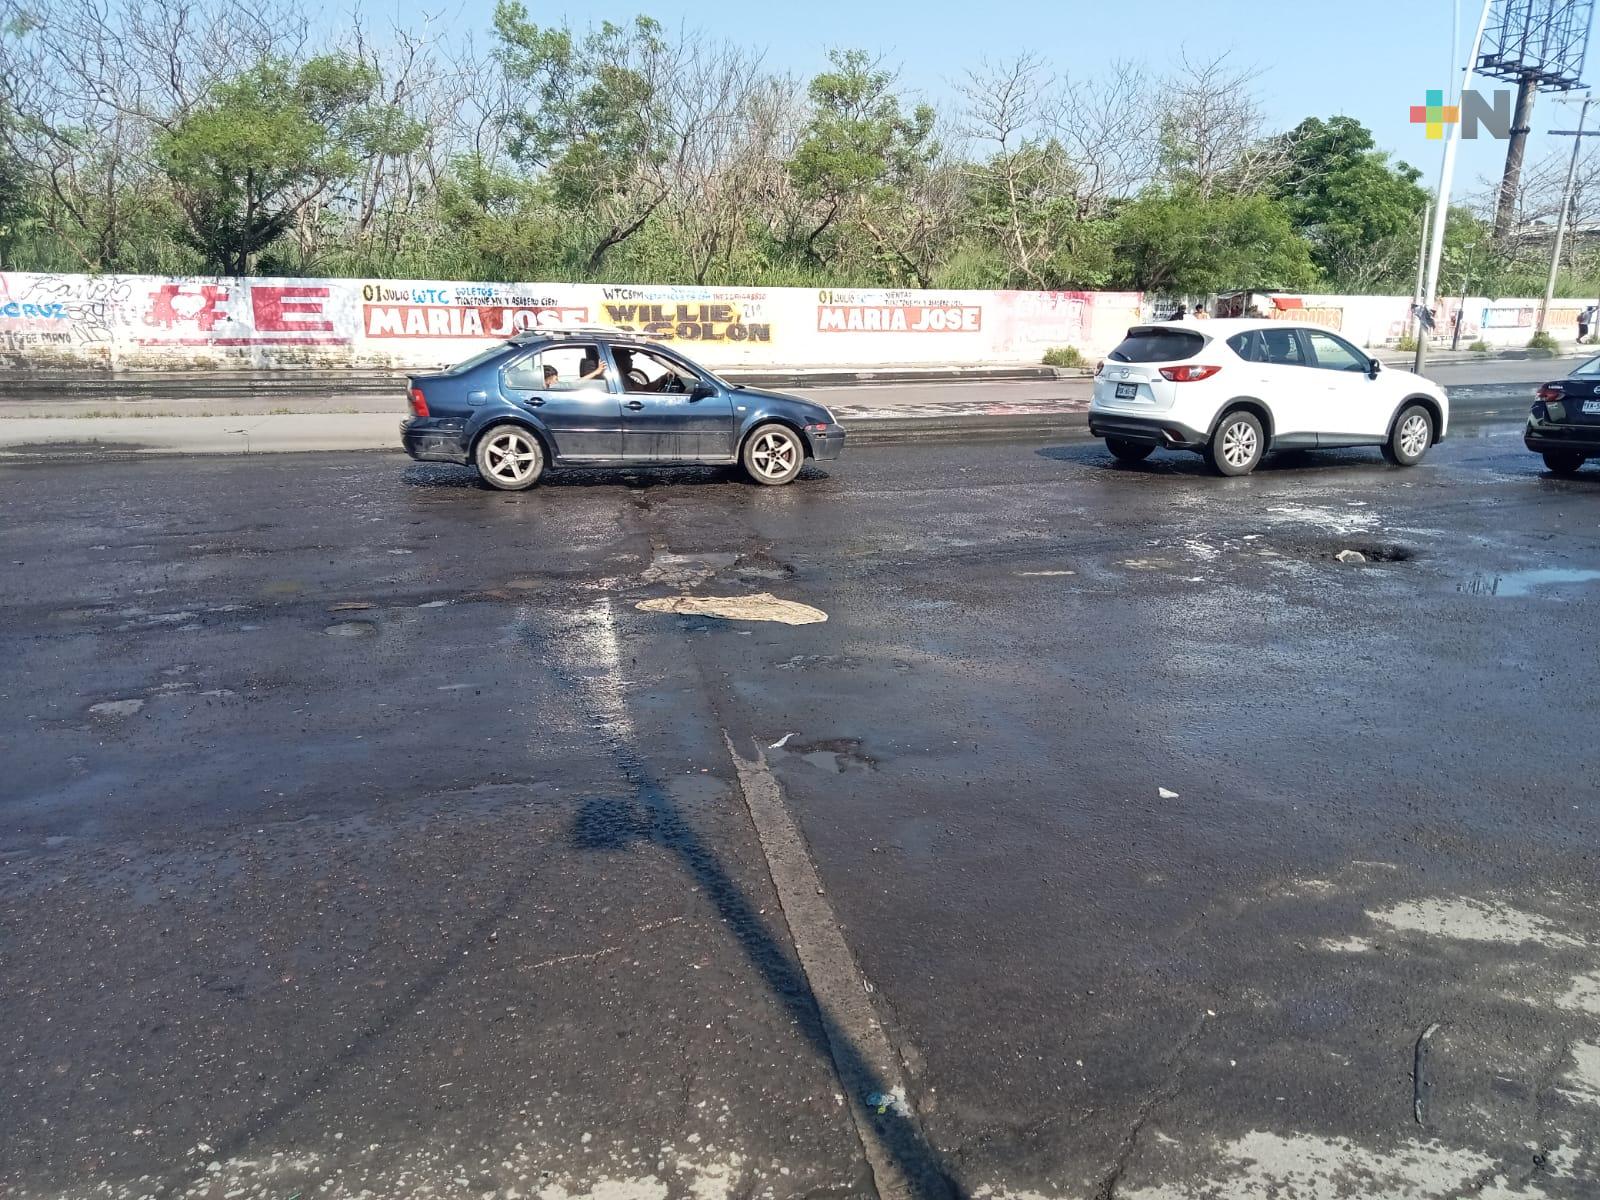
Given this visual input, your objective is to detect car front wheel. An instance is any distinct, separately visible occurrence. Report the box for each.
[1382,404,1433,466]
[742,423,805,485]
[475,423,545,490]
[1209,410,1264,476]
[1542,449,1586,475]
[1106,438,1155,463]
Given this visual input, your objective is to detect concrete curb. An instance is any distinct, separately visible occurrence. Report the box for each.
[0,365,1069,403]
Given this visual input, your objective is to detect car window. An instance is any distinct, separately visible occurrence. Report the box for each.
[1569,355,1600,377]
[504,344,608,391]
[1259,327,1307,367]
[1226,330,1265,363]
[1303,331,1368,373]
[612,346,699,393]
[1108,328,1204,363]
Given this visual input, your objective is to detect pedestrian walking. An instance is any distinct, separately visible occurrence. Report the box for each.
[1580,305,1598,344]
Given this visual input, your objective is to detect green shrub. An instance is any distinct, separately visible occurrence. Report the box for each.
[1529,330,1559,352]
[1043,346,1087,368]
[1468,340,1490,353]
[1395,333,1418,352]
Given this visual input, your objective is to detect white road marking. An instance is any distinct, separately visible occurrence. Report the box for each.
[723,733,935,1200]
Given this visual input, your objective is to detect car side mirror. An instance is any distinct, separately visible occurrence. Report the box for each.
[1368,357,1383,379]
[690,381,716,400]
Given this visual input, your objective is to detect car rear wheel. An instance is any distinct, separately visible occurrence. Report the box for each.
[1542,449,1586,476]
[1382,405,1433,466]
[742,423,804,485]
[1106,438,1155,463]
[1209,410,1264,476]
[475,423,544,490]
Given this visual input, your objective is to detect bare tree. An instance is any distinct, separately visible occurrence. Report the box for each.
[1158,50,1293,198]
[1049,59,1158,216]
[957,53,1069,283]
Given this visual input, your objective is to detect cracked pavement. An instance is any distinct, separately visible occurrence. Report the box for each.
[2,426,1598,1199]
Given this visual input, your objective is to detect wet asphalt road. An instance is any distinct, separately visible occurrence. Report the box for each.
[3,426,1600,1199]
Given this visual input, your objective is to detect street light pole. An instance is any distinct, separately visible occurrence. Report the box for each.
[1410,202,1432,343]
[1540,94,1594,336]
[1415,0,1497,376]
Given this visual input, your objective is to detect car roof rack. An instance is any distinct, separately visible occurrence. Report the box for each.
[508,324,671,344]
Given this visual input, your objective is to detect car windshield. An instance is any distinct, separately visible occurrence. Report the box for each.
[1108,327,1204,363]
[1570,355,1600,377]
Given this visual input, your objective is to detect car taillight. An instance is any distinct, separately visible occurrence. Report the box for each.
[1094,359,1105,377]
[408,386,429,417]
[1159,364,1222,382]
[1537,383,1564,401]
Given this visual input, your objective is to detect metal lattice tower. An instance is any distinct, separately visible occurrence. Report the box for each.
[1479,0,1592,87]
[1479,0,1596,237]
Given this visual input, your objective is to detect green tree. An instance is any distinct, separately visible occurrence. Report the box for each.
[788,49,942,285]
[1270,116,1428,291]
[157,55,391,274]
[492,4,679,273]
[1111,186,1315,294]
[0,101,31,265]
[431,153,566,280]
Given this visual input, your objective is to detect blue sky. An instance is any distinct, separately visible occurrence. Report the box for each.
[385,0,1596,196]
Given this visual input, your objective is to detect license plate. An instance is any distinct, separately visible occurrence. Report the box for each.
[1584,400,1600,415]
[1115,382,1138,400]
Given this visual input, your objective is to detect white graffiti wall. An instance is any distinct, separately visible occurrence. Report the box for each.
[0,273,1144,370]
[0,272,1584,370]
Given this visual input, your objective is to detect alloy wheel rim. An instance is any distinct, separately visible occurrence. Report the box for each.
[485,432,538,483]
[1400,415,1428,458]
[1222,421,1257,468]
[751,431,797,479]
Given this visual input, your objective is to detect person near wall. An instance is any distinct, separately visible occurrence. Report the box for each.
[1580,306,1597,345]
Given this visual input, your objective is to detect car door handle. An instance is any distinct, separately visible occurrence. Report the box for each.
[624,400,645,410]
[523,396,545,407]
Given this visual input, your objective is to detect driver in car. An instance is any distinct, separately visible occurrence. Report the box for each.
[612,347,677,393]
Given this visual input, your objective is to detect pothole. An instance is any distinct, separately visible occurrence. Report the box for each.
[1328,543,1414,564]
[776,737,878,773]
[324,621,378,638]
[88,698,145,717]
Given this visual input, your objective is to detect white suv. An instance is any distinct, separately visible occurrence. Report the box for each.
[1087,319,1449,476]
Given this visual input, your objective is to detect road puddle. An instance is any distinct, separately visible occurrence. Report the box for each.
[1460,567,1600,597]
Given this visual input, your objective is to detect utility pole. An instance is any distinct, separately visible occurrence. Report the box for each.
[1411,202,1433,344]
[1416,0,1497,377]
[1494,74,1540,238]
[1540,94,1596,335]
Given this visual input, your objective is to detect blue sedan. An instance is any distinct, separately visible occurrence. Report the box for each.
[400,330,846,489]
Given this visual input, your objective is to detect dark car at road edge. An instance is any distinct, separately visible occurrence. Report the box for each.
[401,328,845,489]
[1526,355,1600,475]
